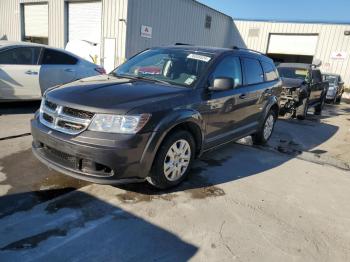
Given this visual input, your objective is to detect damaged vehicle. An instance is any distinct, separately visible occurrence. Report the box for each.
[277,63,328,120]
[323,73,345,104]
[31,46,281,189]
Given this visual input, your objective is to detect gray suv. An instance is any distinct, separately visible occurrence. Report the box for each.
[31,46,282,189]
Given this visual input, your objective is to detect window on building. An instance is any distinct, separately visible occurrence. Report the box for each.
[261,61,279,81]
[211,56,242,88]
[243,58,264,85]
[41,49,78,65]
[22,4,49,45]
[205,15,212,29]
[0,47,41,65]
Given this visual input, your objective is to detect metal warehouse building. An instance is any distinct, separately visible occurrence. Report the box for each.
[0,0,234,72]
[234,20,350,87]
[1,1,349,87]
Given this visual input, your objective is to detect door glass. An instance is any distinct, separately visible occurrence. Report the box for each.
[243,58,264,85]
[261,61,279,81]
[0,47,41,65]
[41,49,78,65]
[210,56,242,87]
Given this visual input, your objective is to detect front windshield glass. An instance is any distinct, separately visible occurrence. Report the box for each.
[278,67,308,80]
[323,75,337,84]
[113,49,213,87]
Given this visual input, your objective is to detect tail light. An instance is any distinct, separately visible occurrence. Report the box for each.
[95,67,106,75]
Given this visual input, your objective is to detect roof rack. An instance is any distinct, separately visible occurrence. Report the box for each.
[175,43,193,46]
[232,46,266,56]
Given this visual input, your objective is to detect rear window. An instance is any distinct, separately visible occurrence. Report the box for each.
[41,49,78,65]
[242,58,264,85]
[261,61,279,81]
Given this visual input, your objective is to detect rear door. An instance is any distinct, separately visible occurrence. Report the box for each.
[39,48,78,92]
[0,46,42,100]
[240,57,268,125]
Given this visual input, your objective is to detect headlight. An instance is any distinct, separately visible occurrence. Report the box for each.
[88,114,151,134]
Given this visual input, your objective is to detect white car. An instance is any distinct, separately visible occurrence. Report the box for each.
[0,41,106,102]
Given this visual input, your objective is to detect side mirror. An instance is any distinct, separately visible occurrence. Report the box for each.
[209,77,233,91]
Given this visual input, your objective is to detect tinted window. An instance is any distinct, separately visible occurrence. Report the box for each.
[262,61,279,81]
[278,67,308,80]
[211,56,242,87]
[0,47,41,65]
[42,49,78,65]
[312,70,322,83]
[243,58,264,85]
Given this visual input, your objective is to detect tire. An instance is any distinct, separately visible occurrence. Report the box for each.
[252,110,276,145]
[336,92,343,104]
[314,96,325,115]
[147,130,195,189]
[296,97,309,120]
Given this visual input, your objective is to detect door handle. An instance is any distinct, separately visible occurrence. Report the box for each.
[25,70,38,75]
[64,69,75,73]
[239,94,247,99]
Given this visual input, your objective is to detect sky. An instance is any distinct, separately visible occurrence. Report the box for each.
[198,0,350,24]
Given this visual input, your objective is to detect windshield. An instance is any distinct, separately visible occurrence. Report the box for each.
[323,75,337,84]
[278,67,308,80]
[113,49,213,87]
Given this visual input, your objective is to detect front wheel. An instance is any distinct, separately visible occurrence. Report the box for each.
[296,97,309,120]
[314,96,325,115]
[147,130,195,189]
[252,110,276,145]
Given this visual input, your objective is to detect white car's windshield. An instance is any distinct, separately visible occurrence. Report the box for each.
[113,49,213,87]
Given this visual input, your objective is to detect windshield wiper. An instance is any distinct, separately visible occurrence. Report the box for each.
[113,74,171,85]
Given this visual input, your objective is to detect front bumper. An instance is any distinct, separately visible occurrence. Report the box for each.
[31,116,154,184]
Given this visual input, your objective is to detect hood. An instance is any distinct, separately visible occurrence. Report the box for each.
[281,77,305,89]
[45,75,187,114]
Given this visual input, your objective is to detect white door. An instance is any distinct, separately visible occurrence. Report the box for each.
[268,34,319,56]
[39,48,78,92]
[0,47,41,100]
[68,1,102,63]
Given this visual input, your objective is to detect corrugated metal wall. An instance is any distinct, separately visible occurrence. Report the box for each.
[0,0,66,48]
[234,20,350,87]
[125,0,234,58]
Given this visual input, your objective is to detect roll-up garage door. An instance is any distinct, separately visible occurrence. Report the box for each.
[268,34,319,56]
[24,4,48,38]
[68,1,102,44]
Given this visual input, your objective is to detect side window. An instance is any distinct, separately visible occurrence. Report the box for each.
[211,56,242,87]
[261,61,279,81]
[0,47,41,65]
[312,70,322,83]
[41,49,78,65]
[242,58,264,85]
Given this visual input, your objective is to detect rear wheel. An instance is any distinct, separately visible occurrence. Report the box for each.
[296,97,309,120]
[147,130,195,189]
[252,110,276,145]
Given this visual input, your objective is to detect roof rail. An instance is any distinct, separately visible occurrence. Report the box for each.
[232,46,266,56]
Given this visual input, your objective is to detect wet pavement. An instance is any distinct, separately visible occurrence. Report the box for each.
[0,100,350,261]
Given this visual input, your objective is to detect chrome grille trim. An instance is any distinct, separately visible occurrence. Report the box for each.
[39,99,93,135]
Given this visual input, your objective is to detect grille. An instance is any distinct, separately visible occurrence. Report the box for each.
[39,99,94,135]
[62,107,94,119]
[42,146,77,169]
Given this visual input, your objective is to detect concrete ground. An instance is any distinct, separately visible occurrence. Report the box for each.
[0,99,350,261]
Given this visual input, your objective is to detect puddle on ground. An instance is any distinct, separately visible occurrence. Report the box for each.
[188,185,225,199]
[116,189,177,204]
[0,149,89,219]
